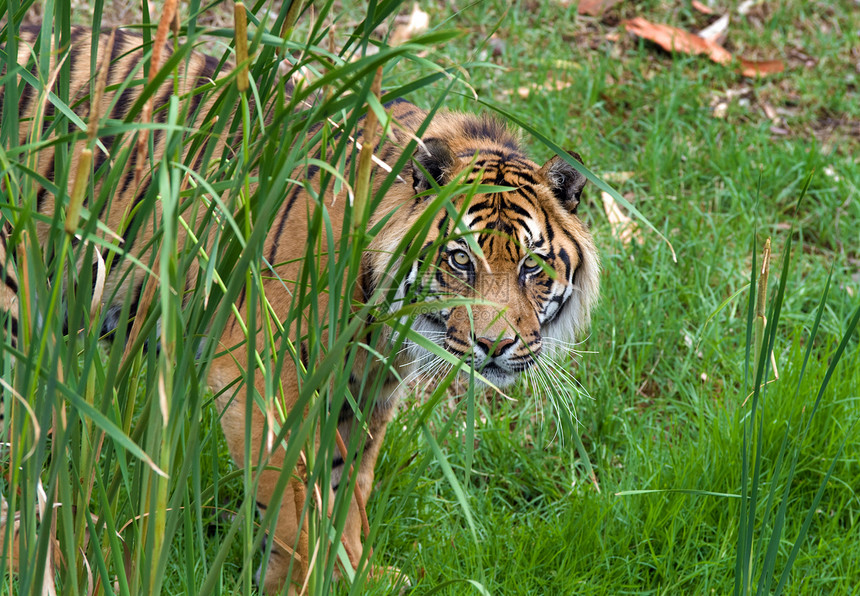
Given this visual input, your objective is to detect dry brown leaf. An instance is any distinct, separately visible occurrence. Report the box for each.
[601,191,643,246]
[691,0,715,15]
[624,17,732,62]
[577,0,624,17]
[622,17,783,77]
[391,3,430,45]
[738,58,784,77]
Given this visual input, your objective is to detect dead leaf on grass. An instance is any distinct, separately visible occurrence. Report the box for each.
[577,0,624,17]
[737,57,784,77]
[601,191,643,246]
[622,17,784,77]
[624,17,731,61]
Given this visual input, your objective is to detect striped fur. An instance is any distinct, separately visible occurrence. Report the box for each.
[0,26,599,594]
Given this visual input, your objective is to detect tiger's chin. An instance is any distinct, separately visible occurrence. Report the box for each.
[470,362,521,389]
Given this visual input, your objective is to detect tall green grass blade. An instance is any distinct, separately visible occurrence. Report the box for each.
[801,300,860,437]
[774,426,854,595]
[735,233,755,596]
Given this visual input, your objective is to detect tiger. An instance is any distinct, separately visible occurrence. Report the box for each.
[0,24,600,594]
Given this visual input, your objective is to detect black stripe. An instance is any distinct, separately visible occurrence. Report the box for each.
[90,34,130,172]
[92,141,112,177]
[39,86,57,136]
[511,169,538,184]
[425,311,446,326]
[153,81,175,123]
[557,247,571,277]
[461,117,518,150]
[108,28,130,61]
[299,341,309,368]
[2,267,18,293]
[445,344,467,357]
[67,34,84,76]
[358,253,375,301]
[118,149,137,195]
[100,277,143,341]
[17,62,40,132]
[186,74,211,122]
[183,145,207,186]
[505,238,518,261]
[338,403,355,425]
[455,150,532,168]
[125,173,156,235]
[7,314,18,339]
[571,239,584,285]
[69,41,93,121]
[503,200,532,220]
[150,81,176,149]
[512,183,539,202]
[446,334,470,348]
[540,206,555,244]
[266,184,303,263]
[70,26,88,44]
[36,156,55,212]
[202,53,220,78]
[113,52,144,121]
[382,97,411,110]
[0,57,6,122]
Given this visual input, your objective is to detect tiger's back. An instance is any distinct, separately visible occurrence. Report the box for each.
[1,25,228,338]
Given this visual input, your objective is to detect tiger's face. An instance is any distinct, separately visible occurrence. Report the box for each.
[376,118,600,389]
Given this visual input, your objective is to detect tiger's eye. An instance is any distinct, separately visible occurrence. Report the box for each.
[523,256,540,271]
[451,250,471,268]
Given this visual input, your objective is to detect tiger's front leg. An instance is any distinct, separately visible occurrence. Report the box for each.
[212,360,402,595]
[331,379,410,592]
[212,361,309,595]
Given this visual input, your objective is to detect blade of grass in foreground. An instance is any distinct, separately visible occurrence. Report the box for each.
[733,172,858,595]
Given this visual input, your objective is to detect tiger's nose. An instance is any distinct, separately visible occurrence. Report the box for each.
[475,337,516,358]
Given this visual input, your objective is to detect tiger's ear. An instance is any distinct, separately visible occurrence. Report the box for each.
[412,139,455,195]
[539,151,588,213]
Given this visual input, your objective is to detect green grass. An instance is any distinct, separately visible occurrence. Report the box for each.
[2,0,859,595]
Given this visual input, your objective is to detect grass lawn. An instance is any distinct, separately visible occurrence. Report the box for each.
[364,1,860,594]
[2,1,858,595]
